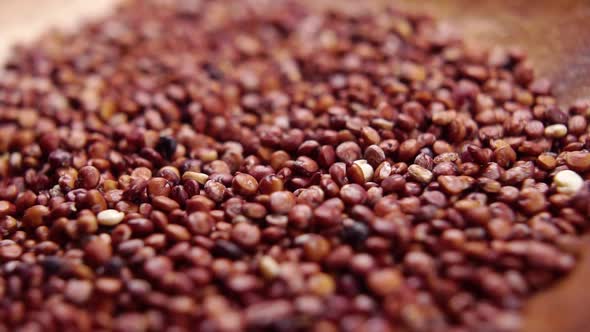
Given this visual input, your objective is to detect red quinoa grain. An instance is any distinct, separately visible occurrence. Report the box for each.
[0,1,589,331]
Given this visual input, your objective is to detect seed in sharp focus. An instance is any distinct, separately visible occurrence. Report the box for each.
[78,165,101,189]
[97,209,125,226]
[565,151,590,172]
[554,170,584,195]
[353,160,374,182]
[232,173,259,196]
[407,164,433,184]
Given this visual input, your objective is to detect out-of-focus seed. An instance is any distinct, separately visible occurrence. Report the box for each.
[544,124,568,138]
[84,236,112,265]
[0,201,16,217]
[22,205,50,228]
[303,235,331,262]
[0,240,23,261]
[518,188,546,215]
[367,268,403,296]
[307,273,336,296]
[259,256,280,280]
[554,170,584,194]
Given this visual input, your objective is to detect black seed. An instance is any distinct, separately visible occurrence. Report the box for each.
[156,136,177,159]
[41,256,63,275]
[103,256,125,276]
[341,222,369,246]
[212,239,244,260]
[203,62,224,80]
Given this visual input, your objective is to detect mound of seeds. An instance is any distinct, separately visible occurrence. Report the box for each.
[1,0,590,331]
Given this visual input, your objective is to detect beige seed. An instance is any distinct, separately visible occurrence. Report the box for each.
[554,170,584,195]
[182,171,209,184]
[259,256,280,280]
[97,209,125,226]
[544,124,568,138]
[407,164,433,183]
[353,159,374,182]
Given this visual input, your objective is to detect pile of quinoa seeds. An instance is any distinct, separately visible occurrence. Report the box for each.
[1,0,590,331]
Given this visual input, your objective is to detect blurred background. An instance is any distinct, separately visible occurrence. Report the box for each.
[0,0,589,331]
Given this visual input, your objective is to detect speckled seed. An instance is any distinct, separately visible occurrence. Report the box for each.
[554,170,584,194]
[407,164,433,184]
[97,209,125,226]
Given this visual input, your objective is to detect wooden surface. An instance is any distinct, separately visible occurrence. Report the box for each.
[0,1,589,331]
